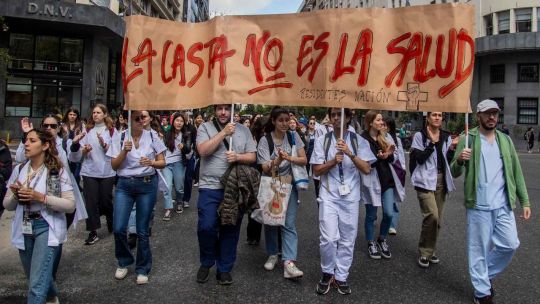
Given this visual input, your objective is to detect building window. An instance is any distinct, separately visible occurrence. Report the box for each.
[60,38,84,73]
[518,63,539,82]
[484,14,493,36]
[35,36,59,71]
[9,34,34,70]
[515,8,532,32]
[498,10,510,34]
[517,98,538,124]
[490,97,505,124]
[490,64,505,83]
[538,8,540,32]
[6,33,84,117]
[107,52,120,110]
[5,77,32,117]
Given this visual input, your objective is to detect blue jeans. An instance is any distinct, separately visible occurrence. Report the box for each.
[365,188,395,241]
[183,157,196,203]
[113,175,158,275]
[162,161,186,209]
[265,188,299,261]
[197,188,243,273]
[18,218,60,304]
[68,161,82,188]
[390,202,400,229]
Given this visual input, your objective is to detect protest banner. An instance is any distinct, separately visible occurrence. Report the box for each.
[122,3,474,113]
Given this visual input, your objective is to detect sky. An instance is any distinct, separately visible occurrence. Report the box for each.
[209,0,304,16]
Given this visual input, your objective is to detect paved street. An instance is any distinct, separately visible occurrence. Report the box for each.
[1,153,539,304]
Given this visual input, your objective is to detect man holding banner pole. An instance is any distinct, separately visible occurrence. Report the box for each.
[195,104,257,285]
[451,100,531,304]
[311,107,375,295]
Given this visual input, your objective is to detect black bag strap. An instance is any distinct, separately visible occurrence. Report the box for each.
[323,131,333,162]
[349,132,358,157]
[324,131,357,162]
[212,118,230,151]
[266,131,293,155]
[265,133,274,155]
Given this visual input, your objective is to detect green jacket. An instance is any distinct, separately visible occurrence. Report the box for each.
[450,127,530,209]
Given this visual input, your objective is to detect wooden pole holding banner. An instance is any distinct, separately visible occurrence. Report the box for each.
[340,108,345,139]
[127,110,132,141]
[464,112,469,148]
[229,103,234,151]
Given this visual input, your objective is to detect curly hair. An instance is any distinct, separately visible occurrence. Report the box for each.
[27,128,63,171]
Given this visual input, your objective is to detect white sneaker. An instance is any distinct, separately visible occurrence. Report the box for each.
[264,255,279,271]
[389,228,397,235]
[46,296,60,304]
[115,267,128,280]
[136,274,149,285]
[283,261,303,279]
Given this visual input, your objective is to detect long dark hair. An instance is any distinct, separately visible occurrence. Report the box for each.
[41,114,65,139]
[165,112,187,152]
[251,115,269,143]
[62,107,82,131]
[264,107,289,134]
[28,128,63,171]
[384,116,399,148]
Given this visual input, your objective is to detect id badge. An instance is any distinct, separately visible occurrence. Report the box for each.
[22,220,33,235]
[338,184,351,196]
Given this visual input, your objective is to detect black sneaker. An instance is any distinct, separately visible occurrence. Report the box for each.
[106,217,113,233]
[418,256,430,268]
[316,273,334,295]
[367,241,381,259]
[196,266,210,283]
[334,280,352,295]
[473,295,494,304]
[490,280,495,297]
[216,272,233,285]
[377,239,392,259]
[430,255,440,264]
[128,233,137,250]
[84,231,99,245]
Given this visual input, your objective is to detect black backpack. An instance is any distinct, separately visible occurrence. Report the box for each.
[265,131,293,156]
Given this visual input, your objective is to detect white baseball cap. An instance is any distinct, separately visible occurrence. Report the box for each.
[477,99,500,113]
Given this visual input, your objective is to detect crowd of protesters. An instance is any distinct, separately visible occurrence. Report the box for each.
[0,100,532,304]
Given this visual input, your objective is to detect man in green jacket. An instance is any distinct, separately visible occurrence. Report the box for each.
[451,99,532,304]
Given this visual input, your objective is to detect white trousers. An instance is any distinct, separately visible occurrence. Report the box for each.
[467,206,520,298]
[319,199,359,281]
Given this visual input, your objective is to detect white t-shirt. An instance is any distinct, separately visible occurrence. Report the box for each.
[108,130,167,177]
[310,132,376,202]
[164,132,184,164]
[257,131,305,177]
[78,127,116,178]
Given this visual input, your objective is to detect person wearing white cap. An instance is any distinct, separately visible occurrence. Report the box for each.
[451,99,532,304]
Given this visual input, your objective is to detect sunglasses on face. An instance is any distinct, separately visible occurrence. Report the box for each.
[134,115,145,122]
[42,124,58,129]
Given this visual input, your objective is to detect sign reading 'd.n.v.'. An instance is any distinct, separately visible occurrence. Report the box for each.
[122,3,475,113]
[27,1,73,19]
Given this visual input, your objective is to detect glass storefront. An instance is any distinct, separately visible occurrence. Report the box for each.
[6,33,84,117]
